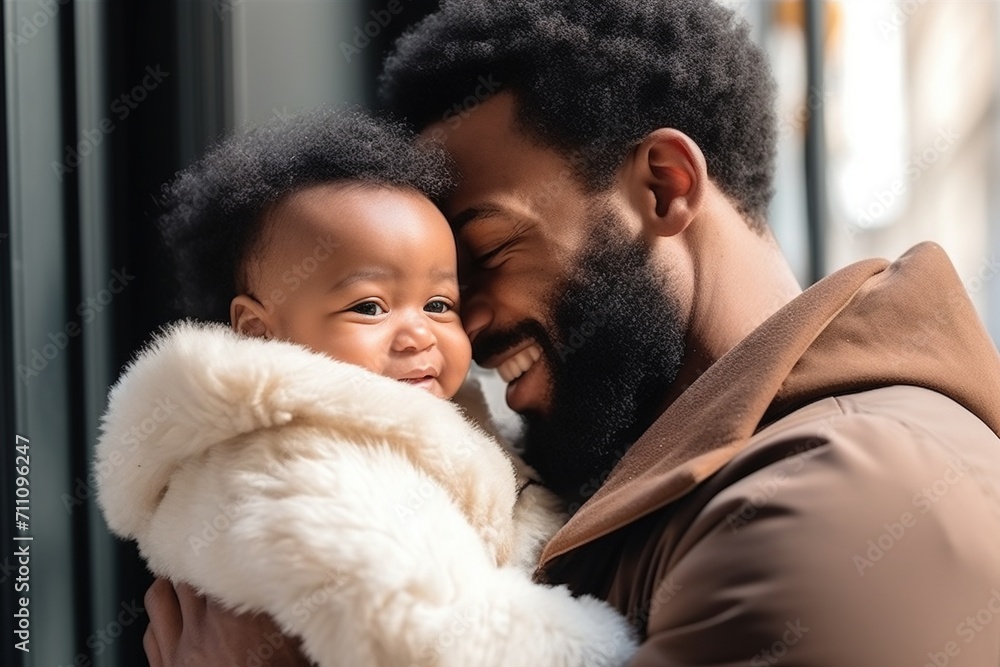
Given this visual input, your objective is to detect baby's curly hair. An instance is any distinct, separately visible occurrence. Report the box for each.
[155,107,453,323]
[380,0,777,229]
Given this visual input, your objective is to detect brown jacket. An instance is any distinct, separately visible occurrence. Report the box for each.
[538,243,1000,665]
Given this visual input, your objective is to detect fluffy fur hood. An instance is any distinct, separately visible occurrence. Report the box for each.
[96,321,520,566]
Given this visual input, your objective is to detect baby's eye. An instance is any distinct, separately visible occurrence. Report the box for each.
[424,299,453,314]
[350,301,386,316]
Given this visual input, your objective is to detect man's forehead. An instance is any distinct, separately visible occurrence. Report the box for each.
[419,92,519,156]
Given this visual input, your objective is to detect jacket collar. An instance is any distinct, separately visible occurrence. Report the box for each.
[539,242,1000,566]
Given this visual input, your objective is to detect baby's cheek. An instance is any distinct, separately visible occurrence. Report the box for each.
[456,326,474,373]
[442,325,473,397]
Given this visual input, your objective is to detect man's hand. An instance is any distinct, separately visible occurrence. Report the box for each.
[143,578,311,666]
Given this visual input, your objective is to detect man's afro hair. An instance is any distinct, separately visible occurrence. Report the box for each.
[380,0,777,228]
[155,107,453,323]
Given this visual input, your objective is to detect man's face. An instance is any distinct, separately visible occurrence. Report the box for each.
[425,93,690,502]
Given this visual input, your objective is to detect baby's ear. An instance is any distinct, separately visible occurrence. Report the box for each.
[230,294,270,338]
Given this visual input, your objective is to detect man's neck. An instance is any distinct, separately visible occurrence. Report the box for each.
[660,195,802,416]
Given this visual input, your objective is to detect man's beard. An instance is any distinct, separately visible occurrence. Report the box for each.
[476,212,688,507]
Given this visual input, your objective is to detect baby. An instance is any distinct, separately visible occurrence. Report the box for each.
[95,108,636,666]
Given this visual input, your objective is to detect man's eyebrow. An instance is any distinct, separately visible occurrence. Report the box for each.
[330,267,395,290]
[449,205,505,233]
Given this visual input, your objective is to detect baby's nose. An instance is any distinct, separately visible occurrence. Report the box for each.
[392,313,435,351]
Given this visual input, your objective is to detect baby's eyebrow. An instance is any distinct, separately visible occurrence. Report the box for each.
[330,267,396,290]
[430,268,458,283]
[330,267,457,290]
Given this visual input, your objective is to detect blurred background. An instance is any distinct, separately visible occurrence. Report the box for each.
[1,1,998,665]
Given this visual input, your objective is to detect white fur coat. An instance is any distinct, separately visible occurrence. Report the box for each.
[95,322,637,666]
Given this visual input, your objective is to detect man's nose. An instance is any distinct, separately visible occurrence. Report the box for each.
[460,294,493,344]
[392,312,435,352]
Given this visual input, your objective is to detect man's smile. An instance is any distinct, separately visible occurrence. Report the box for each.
[478,340,547,412]
[473,322,556,412]
[495,344,541,383]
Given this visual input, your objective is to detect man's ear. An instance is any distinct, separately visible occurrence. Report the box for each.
[628,128,707,238]
[230,294,271,338]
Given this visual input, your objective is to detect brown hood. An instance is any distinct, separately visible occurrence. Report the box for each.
[539,242,1000,566]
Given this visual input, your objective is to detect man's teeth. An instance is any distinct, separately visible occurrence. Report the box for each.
[497,345,541,383]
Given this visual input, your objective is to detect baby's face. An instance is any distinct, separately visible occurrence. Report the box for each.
[233,184,471,399]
